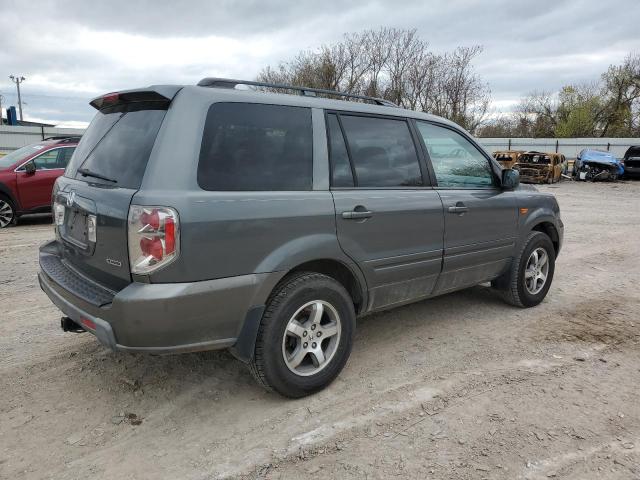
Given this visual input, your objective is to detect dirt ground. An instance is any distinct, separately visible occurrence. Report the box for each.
[1,181,639,480]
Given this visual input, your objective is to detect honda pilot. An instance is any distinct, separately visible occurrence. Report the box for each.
[38,78,563,397]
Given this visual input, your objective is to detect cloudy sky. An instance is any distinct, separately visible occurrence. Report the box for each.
[0,0,638,127]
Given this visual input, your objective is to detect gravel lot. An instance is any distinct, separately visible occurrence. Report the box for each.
[1,181,639,480]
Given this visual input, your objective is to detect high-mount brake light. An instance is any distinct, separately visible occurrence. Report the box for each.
[128,205,180,274]
[102,92,119,104]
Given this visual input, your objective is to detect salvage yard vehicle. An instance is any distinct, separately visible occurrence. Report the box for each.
[622,145,640,178]
[493,150,524,169]
[514,151,565,184]
[38,79,563,397]
[0,137,79,228]
[573,149,624,181]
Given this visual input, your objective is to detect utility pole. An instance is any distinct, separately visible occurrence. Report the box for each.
[9,75,26,121]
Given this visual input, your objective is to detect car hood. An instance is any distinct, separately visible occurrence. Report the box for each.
[579,150,620,166]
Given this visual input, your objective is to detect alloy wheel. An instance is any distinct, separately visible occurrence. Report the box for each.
[524,247,549,295]
[281,300,342,377]
[0,199,14,228]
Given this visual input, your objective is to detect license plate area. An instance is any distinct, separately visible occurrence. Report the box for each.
[55,191,97,256]
[64,209,89,249]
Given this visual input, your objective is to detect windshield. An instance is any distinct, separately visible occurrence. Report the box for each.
[0,144,46,169]
[66,106,166,189]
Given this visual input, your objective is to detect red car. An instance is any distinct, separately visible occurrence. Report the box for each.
[0,137,79,227]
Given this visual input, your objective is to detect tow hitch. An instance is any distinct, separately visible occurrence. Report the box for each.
[60,316,85,333]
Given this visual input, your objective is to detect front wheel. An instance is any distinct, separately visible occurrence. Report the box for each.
[495,231,555,308]
[249,272,355,397]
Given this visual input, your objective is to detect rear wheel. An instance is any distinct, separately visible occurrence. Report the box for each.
[0,196,16,228]
[494,231,555,308]
[249,272,355,398]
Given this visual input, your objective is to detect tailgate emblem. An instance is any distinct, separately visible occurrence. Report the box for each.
[65,190,76,207]
[106,258,122,267]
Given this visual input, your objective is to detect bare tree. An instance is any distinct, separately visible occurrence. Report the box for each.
[256,28,490,133]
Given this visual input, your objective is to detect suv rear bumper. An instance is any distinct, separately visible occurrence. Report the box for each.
[38,241,281,354]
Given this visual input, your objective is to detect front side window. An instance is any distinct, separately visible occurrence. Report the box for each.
[338,115,423,187]
[417,122,494,188]
[198,103,313,191]
[33,150,61,169]
[22,148,73,170]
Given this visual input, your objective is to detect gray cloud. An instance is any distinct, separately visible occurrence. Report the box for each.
[0,0,638,125]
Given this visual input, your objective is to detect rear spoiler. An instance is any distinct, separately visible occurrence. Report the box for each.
[89,86,182,110]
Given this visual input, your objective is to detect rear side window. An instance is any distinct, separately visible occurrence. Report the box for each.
[338,115,423,188]
[66,107,166,189]
[198,103,313,191]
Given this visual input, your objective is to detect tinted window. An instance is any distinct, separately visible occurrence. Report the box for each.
[339,115,422,187]
[327,114,354,187]
[68,108,166,189]
[198,103,313,191]
[417,122,493,188]
[66,111,121,175]
[32,149,68,169]
[59,147,75,167]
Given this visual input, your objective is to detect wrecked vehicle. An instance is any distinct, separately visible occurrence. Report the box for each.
[573,149,624,182]
[493,150,524,169]
[622,146,640,178]
[514,151,565,184]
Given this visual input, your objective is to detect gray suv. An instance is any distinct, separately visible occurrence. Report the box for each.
[38,78,563,397]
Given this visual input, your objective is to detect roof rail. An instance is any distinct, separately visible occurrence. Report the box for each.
[197,77,398,108]
[44,135,82,143]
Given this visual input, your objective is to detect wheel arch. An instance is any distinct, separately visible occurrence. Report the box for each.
[288,258,367,315]
[231,257,368,364]
[0,183,19,210]
[531,221,559,256]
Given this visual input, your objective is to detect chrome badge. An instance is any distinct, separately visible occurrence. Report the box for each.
[106,258,122,268]
[65,190,76,207]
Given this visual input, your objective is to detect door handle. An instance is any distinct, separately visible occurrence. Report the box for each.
[342,209,373,220]
[448,203,469,214]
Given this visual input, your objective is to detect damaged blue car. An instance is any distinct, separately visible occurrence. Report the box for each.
[573,149,624,181]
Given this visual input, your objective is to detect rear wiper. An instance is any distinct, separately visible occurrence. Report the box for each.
[77,168,117,183]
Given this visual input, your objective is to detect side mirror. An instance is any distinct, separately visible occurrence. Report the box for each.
[501,168,519,189]
[24,161,36,175]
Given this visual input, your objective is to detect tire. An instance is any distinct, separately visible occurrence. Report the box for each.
[249,272,356,398]
[0,195,16,228]
[495,231,555,308]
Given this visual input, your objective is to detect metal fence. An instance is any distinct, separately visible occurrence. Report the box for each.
[0,125,85,155]
[477,137,639,160]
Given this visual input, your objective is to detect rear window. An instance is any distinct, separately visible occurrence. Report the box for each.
[66,106,166,189]
[197,103,313,191]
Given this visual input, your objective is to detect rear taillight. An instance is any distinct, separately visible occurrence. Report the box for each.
[128,205,180,274]
[53,202,65,226]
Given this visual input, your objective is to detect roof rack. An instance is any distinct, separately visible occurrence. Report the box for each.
[44,135,82,143]
[197,77,398,108]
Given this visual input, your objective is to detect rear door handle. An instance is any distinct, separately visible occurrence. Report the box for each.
[342,210,373,220]
[448,203,469,214]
